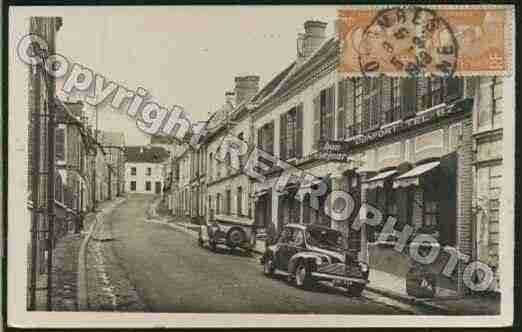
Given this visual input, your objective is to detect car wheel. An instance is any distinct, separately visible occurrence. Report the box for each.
[294,261,315,290]
[263,255,275,277]
[227,228,246,247]
[346,282,365,297]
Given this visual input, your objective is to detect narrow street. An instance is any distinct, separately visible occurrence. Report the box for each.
[106,194,413,314]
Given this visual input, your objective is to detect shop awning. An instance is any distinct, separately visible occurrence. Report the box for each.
[393,161,440,189]
[362,169,398,190]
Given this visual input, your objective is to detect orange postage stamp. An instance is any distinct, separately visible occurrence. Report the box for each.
[337,5,513,77]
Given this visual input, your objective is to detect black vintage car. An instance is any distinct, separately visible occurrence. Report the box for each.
[260,224,369,296]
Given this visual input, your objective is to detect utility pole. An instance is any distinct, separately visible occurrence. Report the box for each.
[40,50,56,311]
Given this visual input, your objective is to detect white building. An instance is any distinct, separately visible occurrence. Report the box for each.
[124,146,169,194]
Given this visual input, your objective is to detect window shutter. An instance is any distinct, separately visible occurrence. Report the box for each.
[55,128,65,161]
[362,79,371,132]
[381,78,392,123]
[337,79,346,109]
[401,78,417,119]
[279,113,287,160]
[295,103,303,157]
[445,77,463,102]
[257,127,263,149]
[417,78,429,111]
[267,120,274,155]
[370,78,382,129]
[313,95,320,149]
[346,78,355,129]
[327,85,335,139]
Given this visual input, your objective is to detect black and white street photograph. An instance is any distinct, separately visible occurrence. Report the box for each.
[6,4,515,328]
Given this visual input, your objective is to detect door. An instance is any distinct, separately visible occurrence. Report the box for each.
[275,227,292,271]
[284,228,305,271]
[155,181,161,194]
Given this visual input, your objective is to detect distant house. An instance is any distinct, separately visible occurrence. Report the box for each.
[124,146,169,194]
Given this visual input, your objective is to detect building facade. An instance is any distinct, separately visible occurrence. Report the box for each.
[247,20,497,295]
[204,77,259,228]
[124,146,169,194]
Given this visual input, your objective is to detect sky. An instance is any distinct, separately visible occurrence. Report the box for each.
[37,6,340,145]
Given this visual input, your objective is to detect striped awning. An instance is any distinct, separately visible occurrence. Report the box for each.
[393,161,440,189]
[362,169,398,190]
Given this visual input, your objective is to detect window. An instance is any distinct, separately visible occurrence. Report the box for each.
[492,77,503,128]
[353,78,363,136]
[216,193,221,214]
[261,122,274,154]
[225,190,231,215]
[131,167,136,176]
[278,228,292,244]
[145,181,151,191]
[237,186,243,216]
[421,78,444,110]
[208,152,213,179]
[281,108,296,160]
[146,167,152,176]
[478,77,503,130]
[383,78,401,125]
[55,128,65,162]
[130,181,136,191]
[290,229,305,247]
[362,78,381,131]
[313,86,334,148]
[55,175,63,203]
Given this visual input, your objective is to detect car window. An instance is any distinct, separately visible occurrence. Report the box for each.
[290,229,305,247]
[278,228,292,244]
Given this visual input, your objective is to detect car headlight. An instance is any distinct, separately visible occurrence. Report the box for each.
[359,262,369,273]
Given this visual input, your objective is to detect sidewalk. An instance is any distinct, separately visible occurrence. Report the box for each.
[365,268,500,314]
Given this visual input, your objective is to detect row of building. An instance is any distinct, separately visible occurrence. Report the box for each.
[162,20,503,293]
[26,17,126,307]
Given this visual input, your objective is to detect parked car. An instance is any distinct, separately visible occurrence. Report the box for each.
[198,215,256,252]
[260,223,369,296]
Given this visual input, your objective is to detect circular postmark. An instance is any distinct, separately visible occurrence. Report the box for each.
[358,6,459,79]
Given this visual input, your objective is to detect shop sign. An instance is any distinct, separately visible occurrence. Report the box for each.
[318,140,353,162]
[319,98,472,160]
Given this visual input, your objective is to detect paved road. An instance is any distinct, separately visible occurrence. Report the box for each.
[108,194,412,314]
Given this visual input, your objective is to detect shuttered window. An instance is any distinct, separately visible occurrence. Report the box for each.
[55,128,65,162]
[295,104,303,158]
[401,78,417,119]
[258,121,275,155]
[313,96,320,149]
[314,85,335,149]
[280,105,302,160]
[383,77,401,124]
[337,79,347,140]
[362,78,381,132]
[445,77,463,102]
[280,113,287,160]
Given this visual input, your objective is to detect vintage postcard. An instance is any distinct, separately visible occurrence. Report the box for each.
[6,4,515,328]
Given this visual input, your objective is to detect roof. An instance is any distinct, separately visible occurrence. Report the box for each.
[252,62,296,104]
[124,146,169,163]
[272,38,338,101]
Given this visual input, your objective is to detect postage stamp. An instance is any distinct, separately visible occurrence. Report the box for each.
[6,3,516,329]
[338,5,513,77]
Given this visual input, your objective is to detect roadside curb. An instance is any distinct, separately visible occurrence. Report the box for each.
[77,198,126,311]
[364,285,454,314]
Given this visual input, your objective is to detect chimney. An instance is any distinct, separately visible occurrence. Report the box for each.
[225,91,236,105]
[300,20,327,60]
[234,75,260,105]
